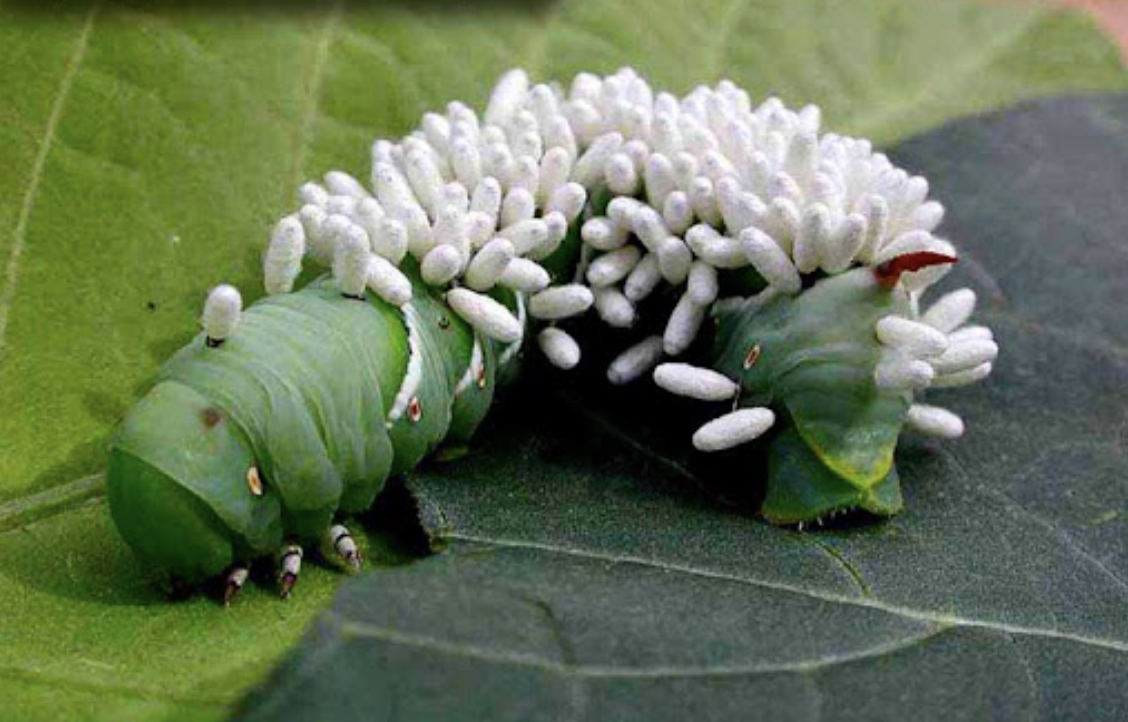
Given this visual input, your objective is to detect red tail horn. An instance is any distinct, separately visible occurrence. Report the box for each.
[874,251,957,290]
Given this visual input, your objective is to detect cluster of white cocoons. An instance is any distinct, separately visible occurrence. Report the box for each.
[209,66,994,455]
[545,67,991,451]
[259,68,597,350]
[874,288,998,439]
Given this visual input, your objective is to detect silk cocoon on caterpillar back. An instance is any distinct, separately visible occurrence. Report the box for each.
[107,68,996,600]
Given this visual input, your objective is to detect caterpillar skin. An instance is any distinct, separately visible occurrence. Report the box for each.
[711,263,922,524]
[107,68,997,596]
[107,272,520,587]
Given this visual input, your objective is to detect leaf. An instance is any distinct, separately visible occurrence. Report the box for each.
[0,0,1124,720]
[237,94,1128,721]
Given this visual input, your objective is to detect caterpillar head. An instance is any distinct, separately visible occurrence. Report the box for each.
[107,381,276,586]
[710,253,960,524]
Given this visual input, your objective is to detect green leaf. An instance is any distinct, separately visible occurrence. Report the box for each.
[237,94,1128,720]
[0,0,1124,720]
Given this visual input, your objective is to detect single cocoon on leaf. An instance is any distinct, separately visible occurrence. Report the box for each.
[906,404,965,439]
[538,327,580,370]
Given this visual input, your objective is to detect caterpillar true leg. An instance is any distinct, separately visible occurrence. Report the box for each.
[278,544,303,600]
[223,566,250,606]
[326,524,362,572]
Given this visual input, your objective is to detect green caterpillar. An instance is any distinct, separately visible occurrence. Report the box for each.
[107,68,997,599]
[109,271,522,599]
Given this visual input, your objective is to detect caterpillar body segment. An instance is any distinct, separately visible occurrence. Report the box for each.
[108,272,510,589]
[109,384,262,584]
[106,67,999,596]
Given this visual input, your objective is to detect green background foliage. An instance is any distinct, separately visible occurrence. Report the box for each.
[0,0,1124,719]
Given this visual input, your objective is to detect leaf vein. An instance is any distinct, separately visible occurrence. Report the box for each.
[0,3,97,376]
[284,2,343,204]
[942,446,1128,596]
[333,611,950,678]
[0,473,103,533]
[444,532,1128,653]
[807,536,874,599]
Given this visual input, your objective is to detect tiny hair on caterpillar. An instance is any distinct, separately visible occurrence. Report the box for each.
[107,68,997,602]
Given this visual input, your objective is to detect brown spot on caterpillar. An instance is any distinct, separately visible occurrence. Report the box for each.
[246,466,264,497]
[201,407,222,428]
[874,251,957,290]
[408,396,422,423]
[743,344,761,370]
[477,365,488,389]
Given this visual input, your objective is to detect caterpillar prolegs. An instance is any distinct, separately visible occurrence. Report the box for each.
[107,68,997,599]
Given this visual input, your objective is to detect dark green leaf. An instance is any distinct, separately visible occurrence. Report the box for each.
[238,95,1128,721]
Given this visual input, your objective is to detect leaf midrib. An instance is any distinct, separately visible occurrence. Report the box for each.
[443,532,1128,654]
